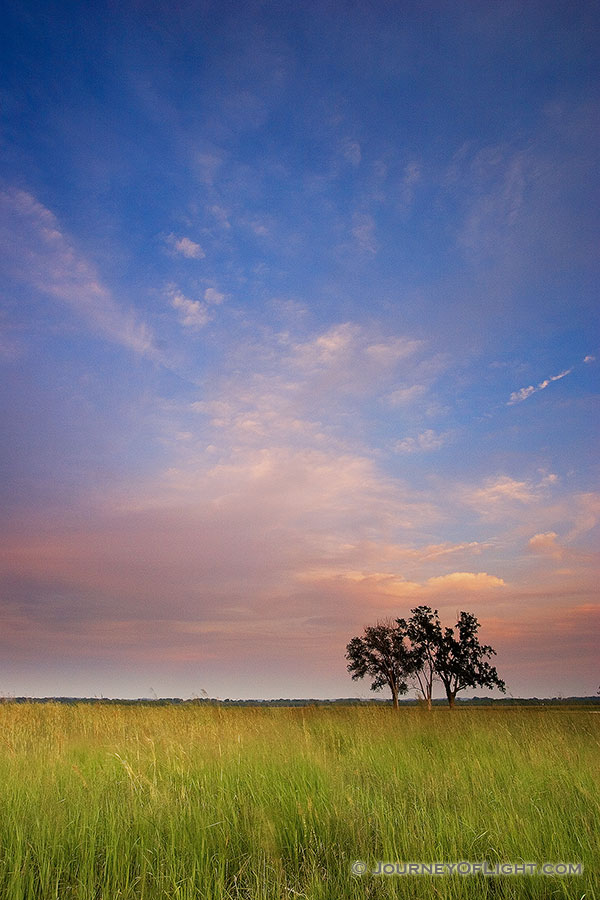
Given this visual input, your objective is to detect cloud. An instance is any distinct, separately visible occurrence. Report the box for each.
[298,570,505,606]
[442,120,597,351]
[395,429,449,454]
[425,571,505,591]
[351,212,376,253]
[399,161,420,209]
[166,234,205,259]
[458,473,561,522]
[246,217,271,237]
[566,492,600,540]
[169,287,226,329]
[0,187,158,358]
[290,322,361,373]
[195,150,225,187]
[365,337,424,364]
[387,384,427,406]
[0,444,440,618]
[508,385,535,403]
[455,476,600,555]
[469,475,540,505]
[508,367,573,404]
[0,320,448,639]
[528,531,563,559]
[204,288,225,305]
[187,321,429,451]
[584,355,595,363]
[457,146,528,256]
[2,298,593,695]
[208,206,231,230]
[418,541,485,561]
[1,331,596,695]
[170,291,211,329]
[342,139,362,167]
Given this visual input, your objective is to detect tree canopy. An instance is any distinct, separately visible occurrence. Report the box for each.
[433,610,506,707]
[346,606,506,708]
[345,621,417,709]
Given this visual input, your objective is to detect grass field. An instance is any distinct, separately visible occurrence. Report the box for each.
[0,703,597,899]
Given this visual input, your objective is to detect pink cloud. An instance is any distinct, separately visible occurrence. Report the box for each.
[425,572,505,590]
[528,531,564,559]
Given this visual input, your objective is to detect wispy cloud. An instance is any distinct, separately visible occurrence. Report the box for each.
[387,384,427,406]
[456,145,528,256]
[187,321,429,452]
[351,212,376,253]
[565,492,600,540]
[204,288,225,305]
[399,161,421,210]
[341,138,362,167]
[508,367,573,404]
[0,187,158,358]
[394,429,450,454]
[166,233,205,259]
[208,206,231,230]
[461,473,558,518]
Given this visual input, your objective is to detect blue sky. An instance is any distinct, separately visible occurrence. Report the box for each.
[0,0,598,699]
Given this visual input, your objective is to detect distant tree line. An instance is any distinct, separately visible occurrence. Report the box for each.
[346,605,506,709]
[2,695,599,706]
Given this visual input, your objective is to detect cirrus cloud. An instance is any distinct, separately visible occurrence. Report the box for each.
[508,367,573,404]
[0,187,159,359]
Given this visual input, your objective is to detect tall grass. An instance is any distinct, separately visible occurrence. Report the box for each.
[0,703,597,898]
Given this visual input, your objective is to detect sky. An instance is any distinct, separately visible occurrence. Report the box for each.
[0,0,598,700]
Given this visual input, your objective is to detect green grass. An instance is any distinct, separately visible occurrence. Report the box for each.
[0,704,597,899]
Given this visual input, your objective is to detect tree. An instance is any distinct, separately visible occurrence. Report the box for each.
[345,620,416,709]
[397,605,441,711]
[347,608,506,710]
[434,610,506,708]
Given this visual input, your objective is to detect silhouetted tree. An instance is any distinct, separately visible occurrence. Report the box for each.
[397,605,441,710]
[434,610,506,707]
[349,606,506,710]
[345,620,416,709]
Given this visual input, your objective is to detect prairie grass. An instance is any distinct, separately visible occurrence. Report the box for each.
[0,703,597,899]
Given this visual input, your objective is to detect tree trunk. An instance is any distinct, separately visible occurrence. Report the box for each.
[391,685,399,709]
[426,695,432,711]
[446,689,456,708]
